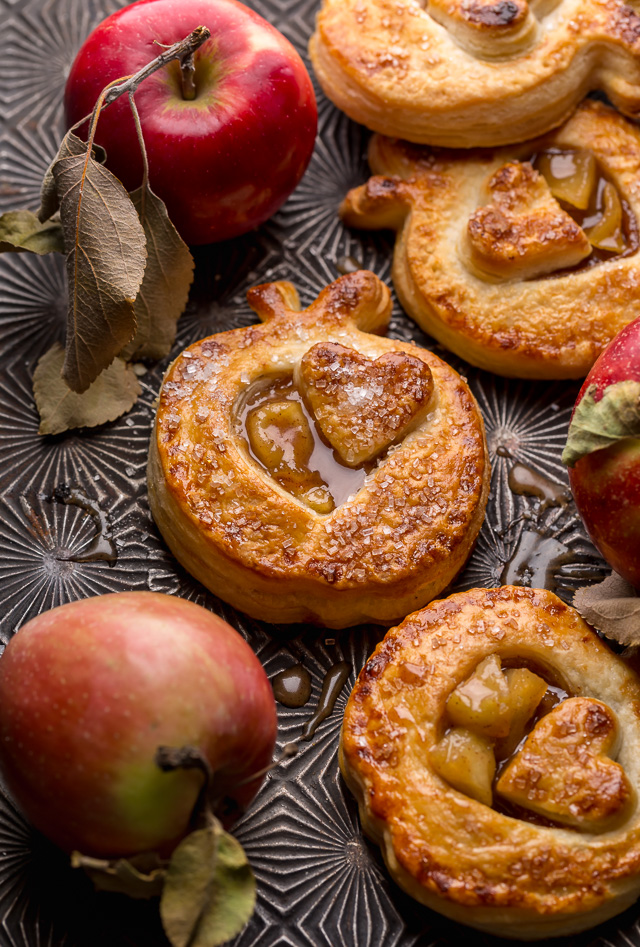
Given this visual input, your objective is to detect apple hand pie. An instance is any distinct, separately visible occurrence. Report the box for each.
[340,586,640,938]
[309,0,640,147]
[148,271,489,628]
[340,101,640,379]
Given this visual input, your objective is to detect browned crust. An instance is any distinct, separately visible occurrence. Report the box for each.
[467,161,592,280]
[339,101,640,379]
[148,271,489,628]
[296,341,434,466]
[340,586,640,937]
[496,697,633,830]
[309,0,640,147]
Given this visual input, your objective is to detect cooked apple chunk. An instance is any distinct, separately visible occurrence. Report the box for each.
[447,655,547,747]
[495,668,548,758]
[297,483,334,515]
[429,728,496,806]
[536,148,597,211]
[246,399,334,513]
[585,182,625,253]
[446,654,513,737]
[246,399,314,473]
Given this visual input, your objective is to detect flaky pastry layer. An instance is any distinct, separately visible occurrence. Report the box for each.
[310,0,640,147]
[340,102,640,379]
[148,271,489,628]
[340,586,640,938]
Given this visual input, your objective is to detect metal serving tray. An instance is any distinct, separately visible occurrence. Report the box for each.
[0,0,633,944]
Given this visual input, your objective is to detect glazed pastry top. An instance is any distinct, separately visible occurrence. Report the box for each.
[340,586,640,936]
[148,271,489,626]
[310,0,640,146]
[340,102,640,378]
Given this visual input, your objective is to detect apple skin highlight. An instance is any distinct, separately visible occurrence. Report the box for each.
[64,0,317,244]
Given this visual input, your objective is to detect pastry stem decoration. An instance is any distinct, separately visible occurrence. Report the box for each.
[340,586,640,939]
[148,270,489,627]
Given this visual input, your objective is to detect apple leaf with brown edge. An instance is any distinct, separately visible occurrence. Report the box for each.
[160,819,256,947]
[50,129,147,393]
[0,211,64,255]
[574,573,640,646]
[71,851,166,899]
[119,183,195,361]
[39,139,107,224]
[562,380,640,468]
[34,342,142,435]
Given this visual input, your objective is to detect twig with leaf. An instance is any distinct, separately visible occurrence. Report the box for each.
[0,28,209,435]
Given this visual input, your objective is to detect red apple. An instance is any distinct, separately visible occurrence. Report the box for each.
[0,592,277,857]
[64,0,317,244]
[564,316,640,587]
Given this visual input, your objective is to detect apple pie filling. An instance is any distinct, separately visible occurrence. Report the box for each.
[238,340,434,514]
[239,375,370,514]
[429,654,632,830]
[533,146,637,262]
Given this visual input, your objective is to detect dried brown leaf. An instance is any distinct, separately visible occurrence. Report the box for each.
[0,210,64,254]
[120,184,194,360]
[39,137,107,223]
[71,851,166,899]
[51,130,146,393]
[573,573,640,646]
[33,342,142,435]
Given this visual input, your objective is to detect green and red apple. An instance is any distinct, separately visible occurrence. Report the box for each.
[64,0,317,244]
[563,317,640,588]
[0,592,277,857]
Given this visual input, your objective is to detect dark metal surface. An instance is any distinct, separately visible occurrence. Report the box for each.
[0,0,636,944]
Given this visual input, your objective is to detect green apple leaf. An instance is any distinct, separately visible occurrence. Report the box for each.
[0,210,64,255]
[119,184,194,361]
[562,380,640,467]
[50,129,146,393]
[160,819,256,947]
[33,342,142,435]
[71,851,166,899]
[574,573,640,646]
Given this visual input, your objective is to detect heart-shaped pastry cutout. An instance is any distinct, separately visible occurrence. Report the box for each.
[467,161,592,281]
[495,697,632,832]
[296,342,434,467]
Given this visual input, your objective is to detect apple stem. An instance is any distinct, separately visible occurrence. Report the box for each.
[232,742,299,788]
[128,92,149,203]
[67,27,211,179]
[72,26,210,128]
[180,52,197,101]
[155,745,212,781]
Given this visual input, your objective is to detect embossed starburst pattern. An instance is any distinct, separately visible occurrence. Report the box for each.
[0,1,636,946]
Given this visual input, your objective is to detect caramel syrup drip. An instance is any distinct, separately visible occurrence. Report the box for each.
[301,661,352,740]
[500,529,573,591]
[507,461,569,510]
[272,665,312,708]
[53,485,117,563]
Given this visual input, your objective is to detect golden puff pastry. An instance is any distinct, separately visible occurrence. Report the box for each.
[340,585,640,939]
[309,0,640,148]
[148,271,489,628]
[340,101,640,379]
